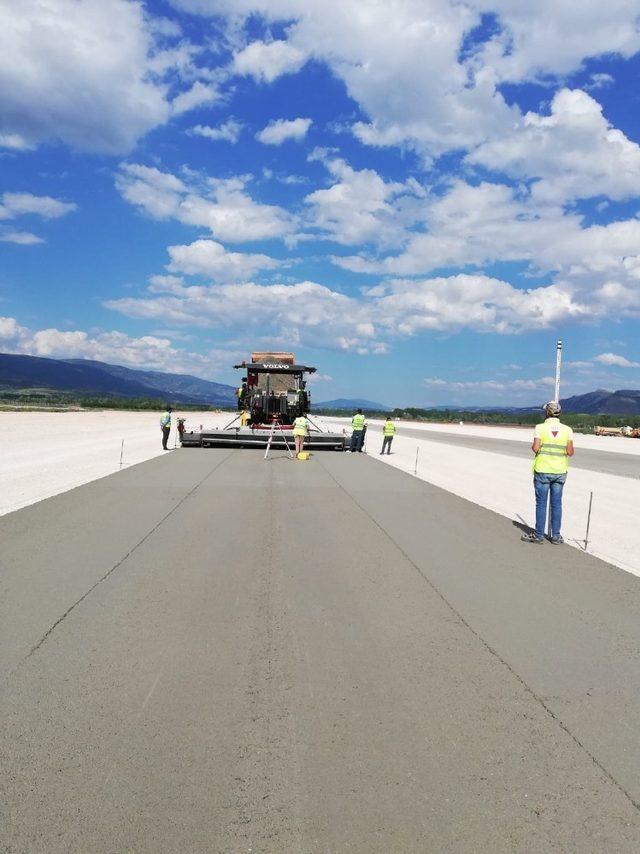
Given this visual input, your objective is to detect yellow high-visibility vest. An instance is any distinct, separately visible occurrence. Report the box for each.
[293,416,309,436]
[533,418,573,474]
[352,413,366,430]
[383,421,396,436]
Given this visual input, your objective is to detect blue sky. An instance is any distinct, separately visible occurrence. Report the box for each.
[2,0,640,406]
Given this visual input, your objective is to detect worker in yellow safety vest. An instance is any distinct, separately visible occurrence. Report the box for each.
[350,409,367,453]
[522,401,574,545]
[293,414,309,457]
[380,416,396,455]
[160,406,172,450]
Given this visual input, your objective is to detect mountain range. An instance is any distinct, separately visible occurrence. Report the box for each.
[411,389,640,415]
[0,353,236,405]
[2,352,640,414]
[559,389,640,415]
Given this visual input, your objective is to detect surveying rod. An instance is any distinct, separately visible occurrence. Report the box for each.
[554,339,563,402]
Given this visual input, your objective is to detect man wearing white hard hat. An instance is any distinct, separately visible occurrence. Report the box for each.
[521,401,574,545]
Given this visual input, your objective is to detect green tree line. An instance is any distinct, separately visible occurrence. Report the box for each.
[0,389,234,412]
[314,406,640,433]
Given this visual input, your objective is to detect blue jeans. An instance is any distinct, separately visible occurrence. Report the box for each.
[534,473,566,539]
[350,430,364,451]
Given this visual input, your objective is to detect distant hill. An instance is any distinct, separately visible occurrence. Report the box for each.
[65,359,236,405]
[411,390,640,416]
[0,353,236,405]
[559,389,640,415]
[314,398,388,411]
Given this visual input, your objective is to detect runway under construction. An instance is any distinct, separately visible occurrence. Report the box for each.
[2,449,640,852]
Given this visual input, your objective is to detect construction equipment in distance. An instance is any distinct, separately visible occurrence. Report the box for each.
[594,425,640,438]
[180,352,348,450]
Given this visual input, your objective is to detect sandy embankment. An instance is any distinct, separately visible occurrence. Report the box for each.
[1,409,232,516]
[319,417,640,578]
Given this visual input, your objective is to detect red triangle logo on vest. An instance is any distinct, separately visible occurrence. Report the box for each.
[551,430,558,437]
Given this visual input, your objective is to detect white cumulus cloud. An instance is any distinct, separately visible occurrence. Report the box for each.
[116,164,295,242]
[189,119,242,142]
[468,89,640,203]
[424,375,555,391]
[106,279,380,353]
[0,0,173,154]
[0,315,235,376]
[232,39,307,83]
[166,239,280,281]
[306,155,423,248]
[0,191,76,245]
[594,352,640,368]
[256,117,312,145]
[171,0,640,163]
[0,192,77,220]
[0,230,45,245]
[0,132,34,151]
[171,80,220,116]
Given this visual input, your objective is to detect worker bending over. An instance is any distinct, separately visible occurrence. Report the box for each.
[522,401,574,545]
[350,409,367,452]
[380,416,396,454]
[293,414,310,457]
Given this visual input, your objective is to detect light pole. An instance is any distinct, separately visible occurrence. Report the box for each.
[554,339,563,403]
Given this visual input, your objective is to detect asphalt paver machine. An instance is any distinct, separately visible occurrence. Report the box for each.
[180,352,347,450]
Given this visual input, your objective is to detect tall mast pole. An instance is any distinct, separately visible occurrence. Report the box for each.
[554,339,563,403]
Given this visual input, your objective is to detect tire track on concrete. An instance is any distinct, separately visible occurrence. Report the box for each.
[24,450,235,665]
[316,454,640,815]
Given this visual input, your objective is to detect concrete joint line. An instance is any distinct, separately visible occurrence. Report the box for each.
[316,457,640,815]
[25,451,235,662]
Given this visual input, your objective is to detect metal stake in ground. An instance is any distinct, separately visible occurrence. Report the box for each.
[584,491,594,551]
[119,439,124,470]
[414,445,420,475]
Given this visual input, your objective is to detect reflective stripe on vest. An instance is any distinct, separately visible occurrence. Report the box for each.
[293,417,308,436]
[383,422,396,436]
[533,420,571,474]
[352,414,365,430]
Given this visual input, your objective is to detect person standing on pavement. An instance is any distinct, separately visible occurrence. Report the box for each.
[293,414,309,457]
[350,409,367,452]
[380,416,396,455]
[521,401,574,545]
[160,406,172,450]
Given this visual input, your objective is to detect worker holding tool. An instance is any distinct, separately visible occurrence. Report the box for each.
[293,414,310,457]
[522,401,574,545]
[350,409,367,452]
[160,406,172,450]
[380,416,396,454]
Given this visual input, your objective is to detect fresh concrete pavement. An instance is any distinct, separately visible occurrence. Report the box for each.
[2,449,640,852]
